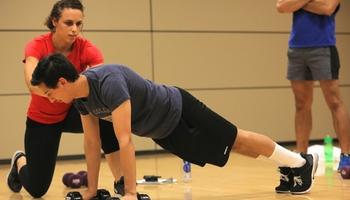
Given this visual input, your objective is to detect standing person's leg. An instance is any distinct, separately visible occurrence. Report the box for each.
[287,48,315,153]
[320,80,350,153]
[7,118,62,198]
[320,79,350,170]
[307,46,350,169]
[290,80,314,153]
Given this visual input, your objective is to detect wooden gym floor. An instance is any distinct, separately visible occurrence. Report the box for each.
[0,152,349,200]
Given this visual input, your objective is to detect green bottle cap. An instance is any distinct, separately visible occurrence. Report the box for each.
[324,135,333,143]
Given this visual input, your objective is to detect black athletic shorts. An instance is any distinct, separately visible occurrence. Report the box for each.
[153,88,237,167]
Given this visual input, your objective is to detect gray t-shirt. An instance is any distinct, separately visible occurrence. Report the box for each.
[74,64,182,139]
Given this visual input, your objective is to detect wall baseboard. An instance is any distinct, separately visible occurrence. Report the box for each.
[0,149,169,165]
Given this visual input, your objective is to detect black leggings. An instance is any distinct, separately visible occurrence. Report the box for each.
[19,106,119,198]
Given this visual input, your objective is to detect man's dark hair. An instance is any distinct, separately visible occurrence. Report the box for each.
[31,53,79,88]
[45,0,84,31]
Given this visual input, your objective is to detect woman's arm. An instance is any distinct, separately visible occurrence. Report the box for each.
[24,56,46,96]
[111,100,137,199]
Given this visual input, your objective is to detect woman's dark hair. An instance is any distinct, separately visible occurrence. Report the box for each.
[31,53,79,88]
[45,0,84,31]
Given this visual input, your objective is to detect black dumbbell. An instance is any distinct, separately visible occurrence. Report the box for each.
[96,189,115,200]
[137,193,151,200]
[105,193,150,200]
[65,191,83,200]
[65,189,151,200]
[114,176,125,196]
[65,189,109,200]
[113,177,150,200]
[95,189,151,200]
[143,175,161,182]
[106,193,150,200]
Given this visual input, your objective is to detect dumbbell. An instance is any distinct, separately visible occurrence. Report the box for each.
[65,191,84,200]
[98,189,151,200]
[62,173,83,188]
[111,193,151,200]
[65,189,114,200]
[95,189,118,200]
[65,189,151,200]
[62,171,88,188]
[114,176,125,196]
[136,193,151,200]
[77,170,88,186]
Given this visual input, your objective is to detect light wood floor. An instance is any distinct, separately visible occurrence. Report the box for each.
[1,152,349,200]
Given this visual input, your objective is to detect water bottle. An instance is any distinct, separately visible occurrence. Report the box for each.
[324,135,333,163]
[184,186,192,200]
[183,160,191,182]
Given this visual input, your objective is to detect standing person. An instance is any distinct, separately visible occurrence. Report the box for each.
[31,53,319,199]
[276,0,350,191]
[6,0,122,198]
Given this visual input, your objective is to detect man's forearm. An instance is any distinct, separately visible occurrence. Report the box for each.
[120,141,137,195]
[82,116,102,195]
[85,138,102,193]
[276,0,312,13]
[303,0,340,16]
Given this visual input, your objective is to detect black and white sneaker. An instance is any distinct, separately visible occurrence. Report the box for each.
[290,153,318,194]
[275,167,293,193]
[114,176,125,197]
[7,150,25,192]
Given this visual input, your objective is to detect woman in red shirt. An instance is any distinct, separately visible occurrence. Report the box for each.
[7,0,121,198]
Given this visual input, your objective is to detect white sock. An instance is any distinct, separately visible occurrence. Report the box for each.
[268,143,306,168]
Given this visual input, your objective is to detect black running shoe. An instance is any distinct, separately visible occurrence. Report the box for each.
[7,151,25,192]
[290,153,318,194]
[275,167,293,193]
[114,176,125,196]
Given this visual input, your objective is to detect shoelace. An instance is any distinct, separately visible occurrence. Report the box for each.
[293,176,303,187]
[280,174,289,182]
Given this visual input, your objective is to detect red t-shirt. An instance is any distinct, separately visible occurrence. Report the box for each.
[24,32,103,124]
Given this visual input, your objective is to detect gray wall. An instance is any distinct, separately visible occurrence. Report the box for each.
[0,0,349,160]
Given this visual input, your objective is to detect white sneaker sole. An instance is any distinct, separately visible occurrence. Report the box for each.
[292,152,319,195]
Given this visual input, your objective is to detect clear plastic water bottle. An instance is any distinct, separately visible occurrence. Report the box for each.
[183,160,191,182]
[184,186,192,200]
[324,135,333,163]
